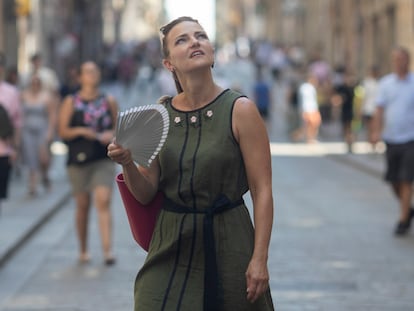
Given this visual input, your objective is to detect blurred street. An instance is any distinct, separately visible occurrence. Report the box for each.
[0,60,413,311]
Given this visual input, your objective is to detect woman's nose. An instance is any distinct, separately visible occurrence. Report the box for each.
[190,36,200,47]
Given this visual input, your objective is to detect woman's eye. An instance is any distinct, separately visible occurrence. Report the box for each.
[197,33,208,39]
[175,38,186,44]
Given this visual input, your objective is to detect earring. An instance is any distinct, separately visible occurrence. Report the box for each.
[211,62,215,68]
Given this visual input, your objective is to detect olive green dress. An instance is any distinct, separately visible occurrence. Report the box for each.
[134,89,274,311]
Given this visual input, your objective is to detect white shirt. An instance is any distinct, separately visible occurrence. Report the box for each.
[376,72,414,143]
[361,77,378,116]
[299,82,318,113]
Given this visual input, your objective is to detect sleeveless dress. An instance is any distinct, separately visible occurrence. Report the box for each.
[22,100,49,170]
[134,89,274,311]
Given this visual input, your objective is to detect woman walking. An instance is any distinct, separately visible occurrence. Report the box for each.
[21,74,56,196]
[58,61,118,264]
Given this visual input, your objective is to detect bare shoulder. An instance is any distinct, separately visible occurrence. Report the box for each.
[233,96,262,123]
[106,94,118,106]
[60,95,74,113]
[232,96,264,141]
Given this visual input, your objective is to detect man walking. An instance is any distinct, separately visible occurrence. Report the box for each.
[372,47,414,236]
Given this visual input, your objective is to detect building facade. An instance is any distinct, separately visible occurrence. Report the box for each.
[0,0,19,69]
[1,0,165,84]
[3,0,414,82]
[267,0,414,77]
[216,0,414,78]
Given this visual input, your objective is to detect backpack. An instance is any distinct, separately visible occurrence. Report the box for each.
[0,103,14,140]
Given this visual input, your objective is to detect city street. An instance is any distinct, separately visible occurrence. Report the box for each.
[1,65,414,311]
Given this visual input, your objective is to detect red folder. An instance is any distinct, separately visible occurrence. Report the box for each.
[116,173,163,251]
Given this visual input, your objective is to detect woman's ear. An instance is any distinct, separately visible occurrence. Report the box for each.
[162,59,174,72]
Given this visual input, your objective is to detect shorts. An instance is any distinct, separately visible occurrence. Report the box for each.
[0,156,11,199]
[384,141,414,183]
[67,159,115,194]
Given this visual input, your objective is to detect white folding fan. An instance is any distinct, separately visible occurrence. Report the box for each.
[115,104,169,167]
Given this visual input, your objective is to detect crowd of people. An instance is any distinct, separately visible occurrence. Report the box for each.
[251,41,414,238]
[0,52,120,265]
[248,39,384,152]
[302,58,380,152]
[1,53,61,199]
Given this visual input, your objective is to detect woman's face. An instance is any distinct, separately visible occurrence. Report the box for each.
[30,75,42,90]
[79,62,100,87]
[163,21,214,73]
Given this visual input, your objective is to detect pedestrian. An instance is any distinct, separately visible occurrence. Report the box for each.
[360,65,380,151]
[59,65,80,99]
[331,70,355,153]
[292,71,321,143]
[371,46,414,236]
[0,52,22,211]
[0,103,16,214]
[5,65,19,86]
[309,51,332,123]
[107,16,274,310]
[286,73,302,135]
[58,61,118,264]
[21,74,56,197]
[24,53,60,94]
[253,67,271,117]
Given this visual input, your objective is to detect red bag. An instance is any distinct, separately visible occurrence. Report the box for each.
[116,173,163,251]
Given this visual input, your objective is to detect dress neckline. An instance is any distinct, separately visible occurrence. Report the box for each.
[169,89,229,113]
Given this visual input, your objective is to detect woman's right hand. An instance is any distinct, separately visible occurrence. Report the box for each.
[107,142,133,166]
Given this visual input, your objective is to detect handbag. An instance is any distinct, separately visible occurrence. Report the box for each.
[115,173,163,251]
[66,138,107,165]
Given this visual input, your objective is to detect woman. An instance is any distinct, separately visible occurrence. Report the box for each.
[21,74,56,196]
[0,102,16,210]
[108,17,274,310]
[297,71,321,143]
[58,61,118,265]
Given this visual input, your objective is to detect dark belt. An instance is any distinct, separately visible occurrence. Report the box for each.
[163,194,244,311]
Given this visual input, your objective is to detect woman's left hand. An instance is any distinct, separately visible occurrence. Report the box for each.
[245,257,270,303]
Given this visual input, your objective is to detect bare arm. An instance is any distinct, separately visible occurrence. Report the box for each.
[97,95,119,145]
[233,97,273,302]
[370,106,384,144]
[107,142,161,205]
[45,92,57,142]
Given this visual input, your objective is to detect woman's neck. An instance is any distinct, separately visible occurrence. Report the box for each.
[29,87,41,96]
[79,86,99,100]
[178,72,222,110]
